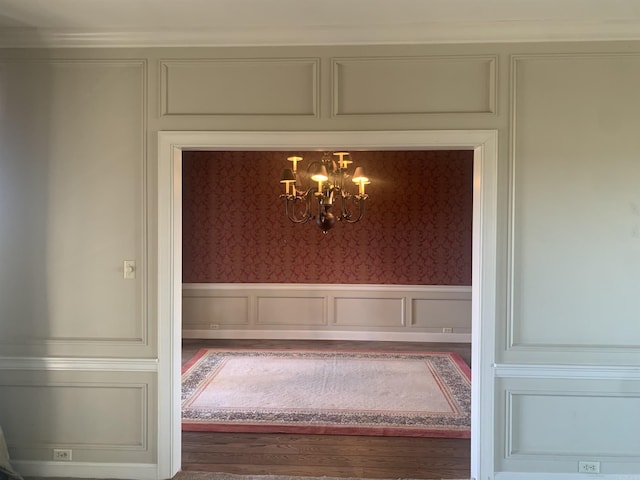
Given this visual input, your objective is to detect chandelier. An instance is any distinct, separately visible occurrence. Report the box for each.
[279,152,370,233]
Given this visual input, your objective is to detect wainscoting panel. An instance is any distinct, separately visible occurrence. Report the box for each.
[1,384,146,449]
[182,284,471,340]
[0,369,156,464]
[160,58,319,116]
[412,298,472,332]
[257,296,326,326]
[0,58,147,357]
[334,297,404,327]
[508,392,640,457]
[332,55,496,116]
[182,295,250,328]
[507,53,640,363]
[495,375,640,475]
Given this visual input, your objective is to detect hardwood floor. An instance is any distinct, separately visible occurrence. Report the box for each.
[181,339,471,479]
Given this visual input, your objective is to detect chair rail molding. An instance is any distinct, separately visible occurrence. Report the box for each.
[0,357,158,372]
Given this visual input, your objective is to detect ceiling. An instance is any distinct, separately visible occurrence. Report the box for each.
[1,0,640,47]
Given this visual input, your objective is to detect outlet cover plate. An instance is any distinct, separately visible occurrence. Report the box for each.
[53,448,72,461]
[578,461,600,474]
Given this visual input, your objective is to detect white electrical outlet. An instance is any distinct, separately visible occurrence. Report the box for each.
[442,327,453,333]
[209,324,219,329]
[53,448,72,461]
[578,461,600,474]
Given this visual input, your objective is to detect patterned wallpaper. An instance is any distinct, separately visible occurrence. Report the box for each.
[182,150,473,285]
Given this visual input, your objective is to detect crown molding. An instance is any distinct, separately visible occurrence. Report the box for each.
[2,20,640,48]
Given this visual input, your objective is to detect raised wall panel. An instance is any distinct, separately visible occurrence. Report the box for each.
[334,297,404,327]
[412,299,472,331]
[182,296,249,328]
[507,391,640,458]
[333,55,496,115]
[0,59,147,351]
[509,54,640,354]
[160,58,319,116]
[0,383,147,450]
[257,296,326,326]
[182,284,471,337]
[496,375,640,475]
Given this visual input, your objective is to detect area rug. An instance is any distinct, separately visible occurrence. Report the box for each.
[181,349,471,438]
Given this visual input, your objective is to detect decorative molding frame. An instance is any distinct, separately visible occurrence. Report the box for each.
[0,58,150,349]
[159,58,319,117]
[157,129,499,480]
[494,473,640,480]
[507,52,640,355]
[182,283,473,338]
[12,461,158,480]
[504,389,640,458]
[0,382,149,450]
[332,55,497,116]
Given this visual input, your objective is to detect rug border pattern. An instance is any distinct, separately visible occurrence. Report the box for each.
[181,349,471,439]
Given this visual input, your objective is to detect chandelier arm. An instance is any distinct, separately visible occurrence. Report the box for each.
[341,196,367,224]
[283,195,313,224]
[338,191,351,221]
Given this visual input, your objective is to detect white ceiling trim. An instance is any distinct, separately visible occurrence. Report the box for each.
[2,20,640,48]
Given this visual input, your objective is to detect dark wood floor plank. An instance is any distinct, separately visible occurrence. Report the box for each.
[181,463,369,478]
[183,451,468,468]
[181,339,471,479]
[182,435,469,458]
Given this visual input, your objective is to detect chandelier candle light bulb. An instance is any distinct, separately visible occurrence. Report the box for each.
[287,155,302,173]
[334,151,352,170]
[280,168,296,195]
[352,166,369,196]
[279,151,370,233]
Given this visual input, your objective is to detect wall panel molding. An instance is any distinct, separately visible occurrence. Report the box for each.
[160,58,319,117]
[332,55,496,116]
[11,461,157,480]
[505,389,640,458]
[0,58,149,350]
[0,382,148,450]
[0,357,158,372]
[182,283,471,339]
[257,296,327,326]
[334,296,405,327]
[507,52,640,356]
[495,363,640,380]
[495,473,640,480]
[182,329,471,343]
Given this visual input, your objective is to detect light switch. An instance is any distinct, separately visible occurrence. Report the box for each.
[123,260,136,279]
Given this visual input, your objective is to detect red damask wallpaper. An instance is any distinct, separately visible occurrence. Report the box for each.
[182,150,473,285]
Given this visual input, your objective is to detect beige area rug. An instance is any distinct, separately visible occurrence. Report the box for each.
[181,349,471,438]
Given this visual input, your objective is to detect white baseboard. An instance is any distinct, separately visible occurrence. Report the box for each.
[12,460,158,480]
[495,473,640,480]
[182,329,472,343]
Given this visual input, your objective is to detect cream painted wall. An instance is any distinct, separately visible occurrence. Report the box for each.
[0,42,639,479]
